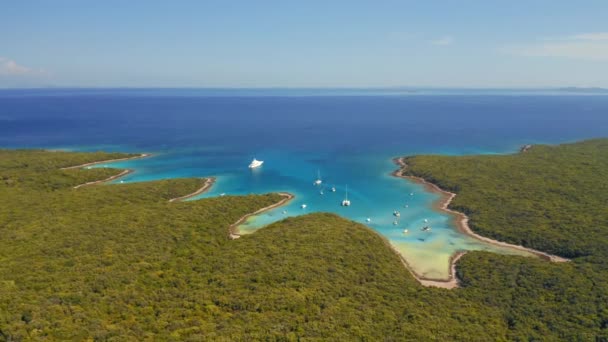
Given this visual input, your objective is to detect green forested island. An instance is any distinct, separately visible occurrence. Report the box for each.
[1,141,607,340]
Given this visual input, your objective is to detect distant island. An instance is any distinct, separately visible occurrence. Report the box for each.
[1,139,607,340]
[557,87,608,93]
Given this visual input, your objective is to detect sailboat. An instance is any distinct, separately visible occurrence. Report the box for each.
[314,169,322,185]
[331,185,336,192]
[341,185,351,206]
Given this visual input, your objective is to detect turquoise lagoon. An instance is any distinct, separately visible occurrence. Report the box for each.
[102,146,536,280]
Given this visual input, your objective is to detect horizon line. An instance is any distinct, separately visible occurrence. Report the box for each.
[0,86,606,91]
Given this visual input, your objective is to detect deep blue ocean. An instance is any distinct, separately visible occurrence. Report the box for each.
[2,88,607,279]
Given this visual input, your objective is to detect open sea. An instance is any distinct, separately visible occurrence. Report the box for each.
[2,88,607,280]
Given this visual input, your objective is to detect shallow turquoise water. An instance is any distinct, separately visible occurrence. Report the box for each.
[103,147,535,280]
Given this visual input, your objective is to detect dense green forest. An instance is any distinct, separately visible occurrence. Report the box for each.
[403,139,608,260]
[1,144,607,340]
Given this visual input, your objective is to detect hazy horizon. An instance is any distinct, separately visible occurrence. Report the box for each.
[0,86,606,91]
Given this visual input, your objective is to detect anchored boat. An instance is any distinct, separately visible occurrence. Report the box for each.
[314,169,322,185]
[341,185,351,206]
[248,158,264,168]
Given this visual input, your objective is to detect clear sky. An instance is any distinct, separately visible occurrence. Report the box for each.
[1,1,607,88]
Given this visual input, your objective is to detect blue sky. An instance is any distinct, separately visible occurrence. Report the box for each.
[1,1,607,88]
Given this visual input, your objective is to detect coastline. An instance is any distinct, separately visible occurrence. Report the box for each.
[60,153,151,170]
[169,177,216,202]
[228,192,294,240]
[367,223,465,289]
[73,169,133,189]
[73,167,216,202]
[390,156,568,288]
[65,149,570,287]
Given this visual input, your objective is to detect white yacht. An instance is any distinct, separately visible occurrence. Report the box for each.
[314,169,322,185]
[403,229,409,234]
[366,218,371,223]
[331,186,336,192]
[341,185,351,206]
[248,158,264,169]
[393,210,401,217]
[301,204,307,209]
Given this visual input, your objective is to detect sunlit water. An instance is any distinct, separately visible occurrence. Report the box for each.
[2,89,607,279]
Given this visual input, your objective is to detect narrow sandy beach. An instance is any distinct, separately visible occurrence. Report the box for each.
[169,177,216,202]
[66,153,149,189]
[391,156,568,289]
[60,153,151,170]
[73,169,133,189]
[228,192,294,240]
[363,223,465,289]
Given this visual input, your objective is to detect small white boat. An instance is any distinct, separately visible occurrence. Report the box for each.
[314,169,322,185]
[393,210,401,217]
[320,190,324,195]
[331,186,336,192]
[220,193,226,197]
[341,185,351,206]
[424,219,428,223]
[422,226,431,232]
[366,218,371,223]
[120,180,124,184]
[282,210,287,214]
[393,220,398,225]
[404,204,409,208]
[403,229,409,234]
[248,158,264,169]
[410,192,414,196]
[301,204,307,209]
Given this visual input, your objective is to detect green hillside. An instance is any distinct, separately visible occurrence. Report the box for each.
[402,139,608,260]
[1,145,607,340]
